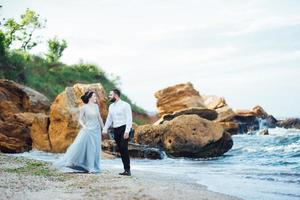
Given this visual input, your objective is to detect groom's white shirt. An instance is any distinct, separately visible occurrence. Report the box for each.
[103,99,132,133]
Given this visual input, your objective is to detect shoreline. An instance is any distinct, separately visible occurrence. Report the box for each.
[0,153,241,200]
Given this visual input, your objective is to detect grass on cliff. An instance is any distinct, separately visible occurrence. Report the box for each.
[0,50,147,116]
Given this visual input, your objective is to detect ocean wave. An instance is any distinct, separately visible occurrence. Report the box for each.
[241,143,300,155]
[268,127,300,136]
[235,130,300,156]
[244,172,300,184]
[263,142,300,153]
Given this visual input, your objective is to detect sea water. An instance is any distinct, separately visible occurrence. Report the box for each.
[12,127,300,200]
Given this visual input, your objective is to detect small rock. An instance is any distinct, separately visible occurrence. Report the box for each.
[258,128,269,135]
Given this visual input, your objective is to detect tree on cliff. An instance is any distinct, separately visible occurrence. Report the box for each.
[0,6,6,58]
[45,36,68,63]
[0,31,5,57]
[0,8,46,51]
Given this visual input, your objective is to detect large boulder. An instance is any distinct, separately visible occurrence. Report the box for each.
[48,83,108,153]
[135,115,233,158]
[155,82,206,117]
[0,79,50,153]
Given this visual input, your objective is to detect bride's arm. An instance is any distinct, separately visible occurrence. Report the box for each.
[79,106,86,128]
[97,106,105,128]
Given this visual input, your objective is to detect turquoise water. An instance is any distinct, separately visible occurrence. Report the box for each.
[14,127,300,200]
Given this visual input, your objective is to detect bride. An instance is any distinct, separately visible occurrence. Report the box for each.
[55,91,104,173]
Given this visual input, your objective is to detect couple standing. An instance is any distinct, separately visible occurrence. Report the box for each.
[56,89,132,176]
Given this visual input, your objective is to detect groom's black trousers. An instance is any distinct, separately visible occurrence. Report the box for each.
[113,125,130,171]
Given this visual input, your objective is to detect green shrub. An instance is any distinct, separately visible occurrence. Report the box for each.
[0,50,146,114]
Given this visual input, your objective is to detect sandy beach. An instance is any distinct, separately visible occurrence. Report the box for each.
[0,153,241,200]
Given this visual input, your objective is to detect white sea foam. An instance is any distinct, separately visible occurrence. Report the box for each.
[268,127,300,136]
[263,142,300,153]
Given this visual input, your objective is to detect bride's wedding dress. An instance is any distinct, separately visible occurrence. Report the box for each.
[55,103,104,173]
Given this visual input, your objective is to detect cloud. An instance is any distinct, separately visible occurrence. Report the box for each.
[223,16,300,37]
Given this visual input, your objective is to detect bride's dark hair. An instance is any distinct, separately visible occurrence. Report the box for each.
[81,91,94,104]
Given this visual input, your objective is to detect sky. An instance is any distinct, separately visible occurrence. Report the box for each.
[2,0,300,117]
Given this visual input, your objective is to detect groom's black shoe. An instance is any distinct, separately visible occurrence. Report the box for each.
[119,170,131,176]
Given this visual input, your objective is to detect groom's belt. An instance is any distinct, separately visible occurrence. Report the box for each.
[113,124,126,129]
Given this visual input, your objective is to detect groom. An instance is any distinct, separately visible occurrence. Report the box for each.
[102,89,132,176]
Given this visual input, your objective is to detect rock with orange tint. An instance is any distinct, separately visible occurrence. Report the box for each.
[134,124,167,147]
[201,95,236,122]
[135,114,233,158]
[202,95,227,110]
[71,83,108,120]
[215,106,236,122]
[0,120,31,153]
[0,79,50,120]
[30,114,51,152]
[252,105,269,118]
[11,112,38,126]
[155,82,206,117]
[0,112,42,153]
[236,105,269,118]
[235,109,256,117]
[0,79,50,153]
[48,83,107,153]
[218,121,239,135]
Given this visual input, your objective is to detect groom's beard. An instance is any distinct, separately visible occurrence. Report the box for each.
[109,97,116,103]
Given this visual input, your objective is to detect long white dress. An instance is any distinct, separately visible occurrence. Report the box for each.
[54,103,104,173]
